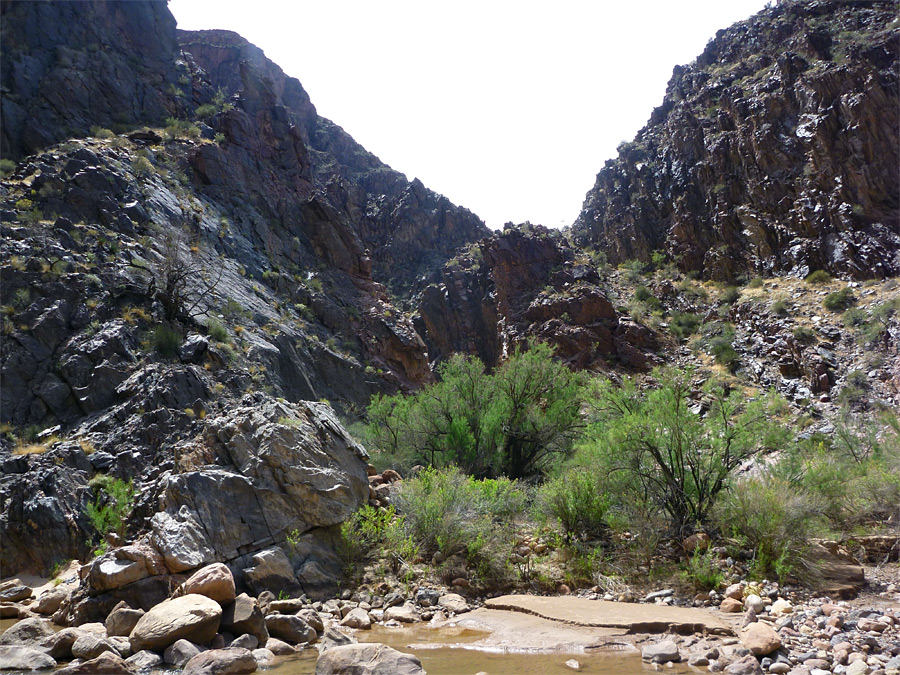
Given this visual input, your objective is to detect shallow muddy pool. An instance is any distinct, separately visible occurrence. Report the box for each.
[1,617,691,674]
[264,623,691,675]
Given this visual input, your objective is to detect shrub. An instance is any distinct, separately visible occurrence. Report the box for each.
[368,341,584,479]
[206,317,229,342]
[536,470,608,541]
[132,156,154,176]
[152,325,182,357]
[584,368,790,535]
[634,286,661,310]
[771,299,789,317]
[0,158,15,177]
[748,276,764,289]
[823,287,856,312]
[195,104,217,119]
[682,548,725,591]
[395,467,524,580]
[86,476,135,540]
[90,126,116,140]
[805,270,832,285]
[791,326,817,345]
[713,477,823,584]
[719,286,741,306]
[710,336,739,371]
[842,307,867,327]
[671,311,701,340]
[621,259,646,284]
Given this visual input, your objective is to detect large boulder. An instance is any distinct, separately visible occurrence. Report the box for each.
[182,647,257,675]
[157,400,368,569]
[177,563,236,605]
[220,593,267,646]
[242,547,300,597]
[315,643,426,675]
[55,651,133,674]
[129,594,222,652]
[0,617,55,646]
[265,613,316,645]
[105,602,145,637]
[150,507,215,573]
[0,645,56,671]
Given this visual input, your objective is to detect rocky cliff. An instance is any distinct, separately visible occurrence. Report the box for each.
[0,0,486,581]
[415,224,660,372]
[572,0,899,280]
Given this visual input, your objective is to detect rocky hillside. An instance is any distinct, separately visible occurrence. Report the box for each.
[571,0,899,281]
[0,0,486,580]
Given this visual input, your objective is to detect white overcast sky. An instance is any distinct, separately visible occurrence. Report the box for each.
[169,1,770,229]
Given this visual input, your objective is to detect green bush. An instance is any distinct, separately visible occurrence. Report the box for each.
[771,299,789,317]
[823,287,856,312]
[536,470,608,541]
[792,326,817,345]
[368,341,584,479]
[86,476,135,541]
[394,467,524,580]
[132,156,154,176]
[748,276,764,289]
[0,158,16,176]
[805,270,832,285]
[713,477,823,584]
[621,259,646,284]
[710,336,739,371]
[671,311,701,340]
[195,104,217,119]
[152,325,182,357]
[206,317,229,342]
[719,286,741,306]
[682,548,724,591]
[583,368,789,535]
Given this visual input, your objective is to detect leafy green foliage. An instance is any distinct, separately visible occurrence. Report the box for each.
[719,286,740,306]
[670,311,701,340]
[86,477,135,541]
[152,325,182,357]
[805,270,832,285]
[206,317,229,342]
[713,476,821,584]
[583,368,789,535]
[536,469,608,541]
[823,287,856,312]
[792,326,817,345]
[0,158,15,177]
[681,548,724,591]
[394,467,526,581]
[368,341,584,479]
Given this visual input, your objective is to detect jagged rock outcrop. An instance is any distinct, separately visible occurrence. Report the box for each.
[177,28,490,298]
[415,224,660,371]
[0,0,182,160]
[572,0,899,280]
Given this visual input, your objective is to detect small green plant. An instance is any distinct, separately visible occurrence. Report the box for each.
[152,325,182,357]
[536,470,608,542]
[633,285,661,310]
[792,326,817,345]
[823,287,856,312]
[719,286,741,306]
[132,156,154,176]
[748,276,764,289]
[621,259,646,284]
[90,126,116,140]
[771,299,789,317]
[682,548,724,591]
[0,158,16,177]
[206,317,229,342]
[195,104,217,119]
[10,287,30,308]
[86,476,135,540]
[670,311,701,340]
[805,270,832,285]
[214,132,226,146]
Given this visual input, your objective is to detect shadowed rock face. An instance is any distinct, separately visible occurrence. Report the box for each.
[415,224,660,372]
[177,29,490,299]
[572,0,899,280]
[0,0,181,159]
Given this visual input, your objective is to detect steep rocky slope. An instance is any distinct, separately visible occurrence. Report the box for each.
[0,0,486,582]
[572,0,899,280]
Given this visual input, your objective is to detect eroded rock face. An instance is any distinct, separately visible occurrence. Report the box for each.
[416,224,659,371]
[156,399,368,571]
[572,1,899,280]
[0,0,180,160]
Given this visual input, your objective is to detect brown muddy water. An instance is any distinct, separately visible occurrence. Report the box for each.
[1,618,690,674]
